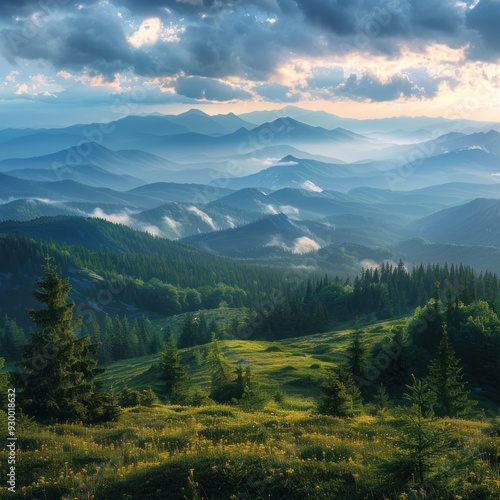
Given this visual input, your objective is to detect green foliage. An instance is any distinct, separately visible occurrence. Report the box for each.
[373,384,391,414]
[160,331,189,404]
[91,388,122,422]
[119,386,158,408]
[178,313,199,349]
[96,315,162,362]
[400,375,446,484]
[141,387,159,407]
[345,328,368,379]
[0,357,8,408]
[0,315,26,361]
[207,334,231,399]
[407,298,444,355]
[317,368,355,417]
[426,328,476,418]
[17,258,103,423]
[5,403,500,499]
[238,365,267,410]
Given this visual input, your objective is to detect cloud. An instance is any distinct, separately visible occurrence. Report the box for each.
[335,70,448,101]
[301,180,323,192]
[279,205,300,216]
[187,205,217,230]
[295,0,465,38]
[257,201,278,214]
[0,0,497,120]
[163,215,182,233]
[266,235,320,253]
[91,208,131,225]
[466,0,500,59]
[292,236,320,254]
[116,0,281,16]
[253,82,300,102]
[128,17,163,48]
[144,224,161,236]
[0,9,134,78]
[225,215,236,228]
[174,76,252,101]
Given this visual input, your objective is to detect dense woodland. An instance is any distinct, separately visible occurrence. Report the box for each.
[2,224,500,497]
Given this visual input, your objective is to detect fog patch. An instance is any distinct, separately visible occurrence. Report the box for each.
[91,208,131,225]
[225,215,236,228]
[301,180,323,193]
[163,215,182,233]
[292,237,320,254]
[280,205,300,217]
[144,225,161,236]
[266,235,320,254]
[187,205,217,230]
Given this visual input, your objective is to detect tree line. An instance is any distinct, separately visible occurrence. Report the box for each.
[248,260,500,339]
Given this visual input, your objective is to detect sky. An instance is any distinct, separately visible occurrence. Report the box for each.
[0,0,499,127]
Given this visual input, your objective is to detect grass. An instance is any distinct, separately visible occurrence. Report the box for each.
[3,316,499,498]
[2,405,499,499]
[97,317,407,406]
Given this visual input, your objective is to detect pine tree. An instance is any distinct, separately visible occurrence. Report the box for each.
[374,383,391,414]
[346,328,368,379]
[100,315,114,362]
[401,375,444,484]
[160,331,189,404]
[2,317,26,361]
[378,326,414,394]
[207,333,231,399]
[317,367,355,417]
[178,313,199,349]
[17,258,102,422]
[240,365,266,409]
[426,328,476,417]
[336,365,363,410]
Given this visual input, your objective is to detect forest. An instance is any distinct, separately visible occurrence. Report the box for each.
[1,248,500,498]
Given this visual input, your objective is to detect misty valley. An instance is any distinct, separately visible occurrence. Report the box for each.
[1,107,500,499]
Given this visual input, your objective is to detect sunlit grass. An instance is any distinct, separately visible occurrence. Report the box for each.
[9,318,493,498]
[2,405,498,499]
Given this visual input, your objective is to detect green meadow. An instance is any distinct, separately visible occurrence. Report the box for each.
[2,320,500,499]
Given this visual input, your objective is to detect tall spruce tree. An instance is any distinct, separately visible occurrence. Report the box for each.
[160,331,189,403]
[426,328,476,417]
[2,317,26,361]
[207,333,231,399]
[401,375,444,484]
[17,258,102,422]
[178,313,199,349]
[346,328,368,380]
[317,367,355,417]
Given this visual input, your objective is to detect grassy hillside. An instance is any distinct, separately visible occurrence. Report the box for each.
[4,319,500,499]
[98,318,407,407]
[3,398,498,498]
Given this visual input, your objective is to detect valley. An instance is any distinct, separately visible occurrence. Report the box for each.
[1,107,500,499]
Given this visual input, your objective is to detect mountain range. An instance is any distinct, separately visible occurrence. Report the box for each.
[0,106,499,278]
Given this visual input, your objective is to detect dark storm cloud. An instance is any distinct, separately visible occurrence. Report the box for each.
[466,0,500,59]
[0,3,297,81]
[0,0,101,18]
[174,75,252,101]
[295,0,465,38]
[253,82,299,102]
[335,70,448,102]
[0,10,133,78]
[0,0,497,107]
[115,0,280,16]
